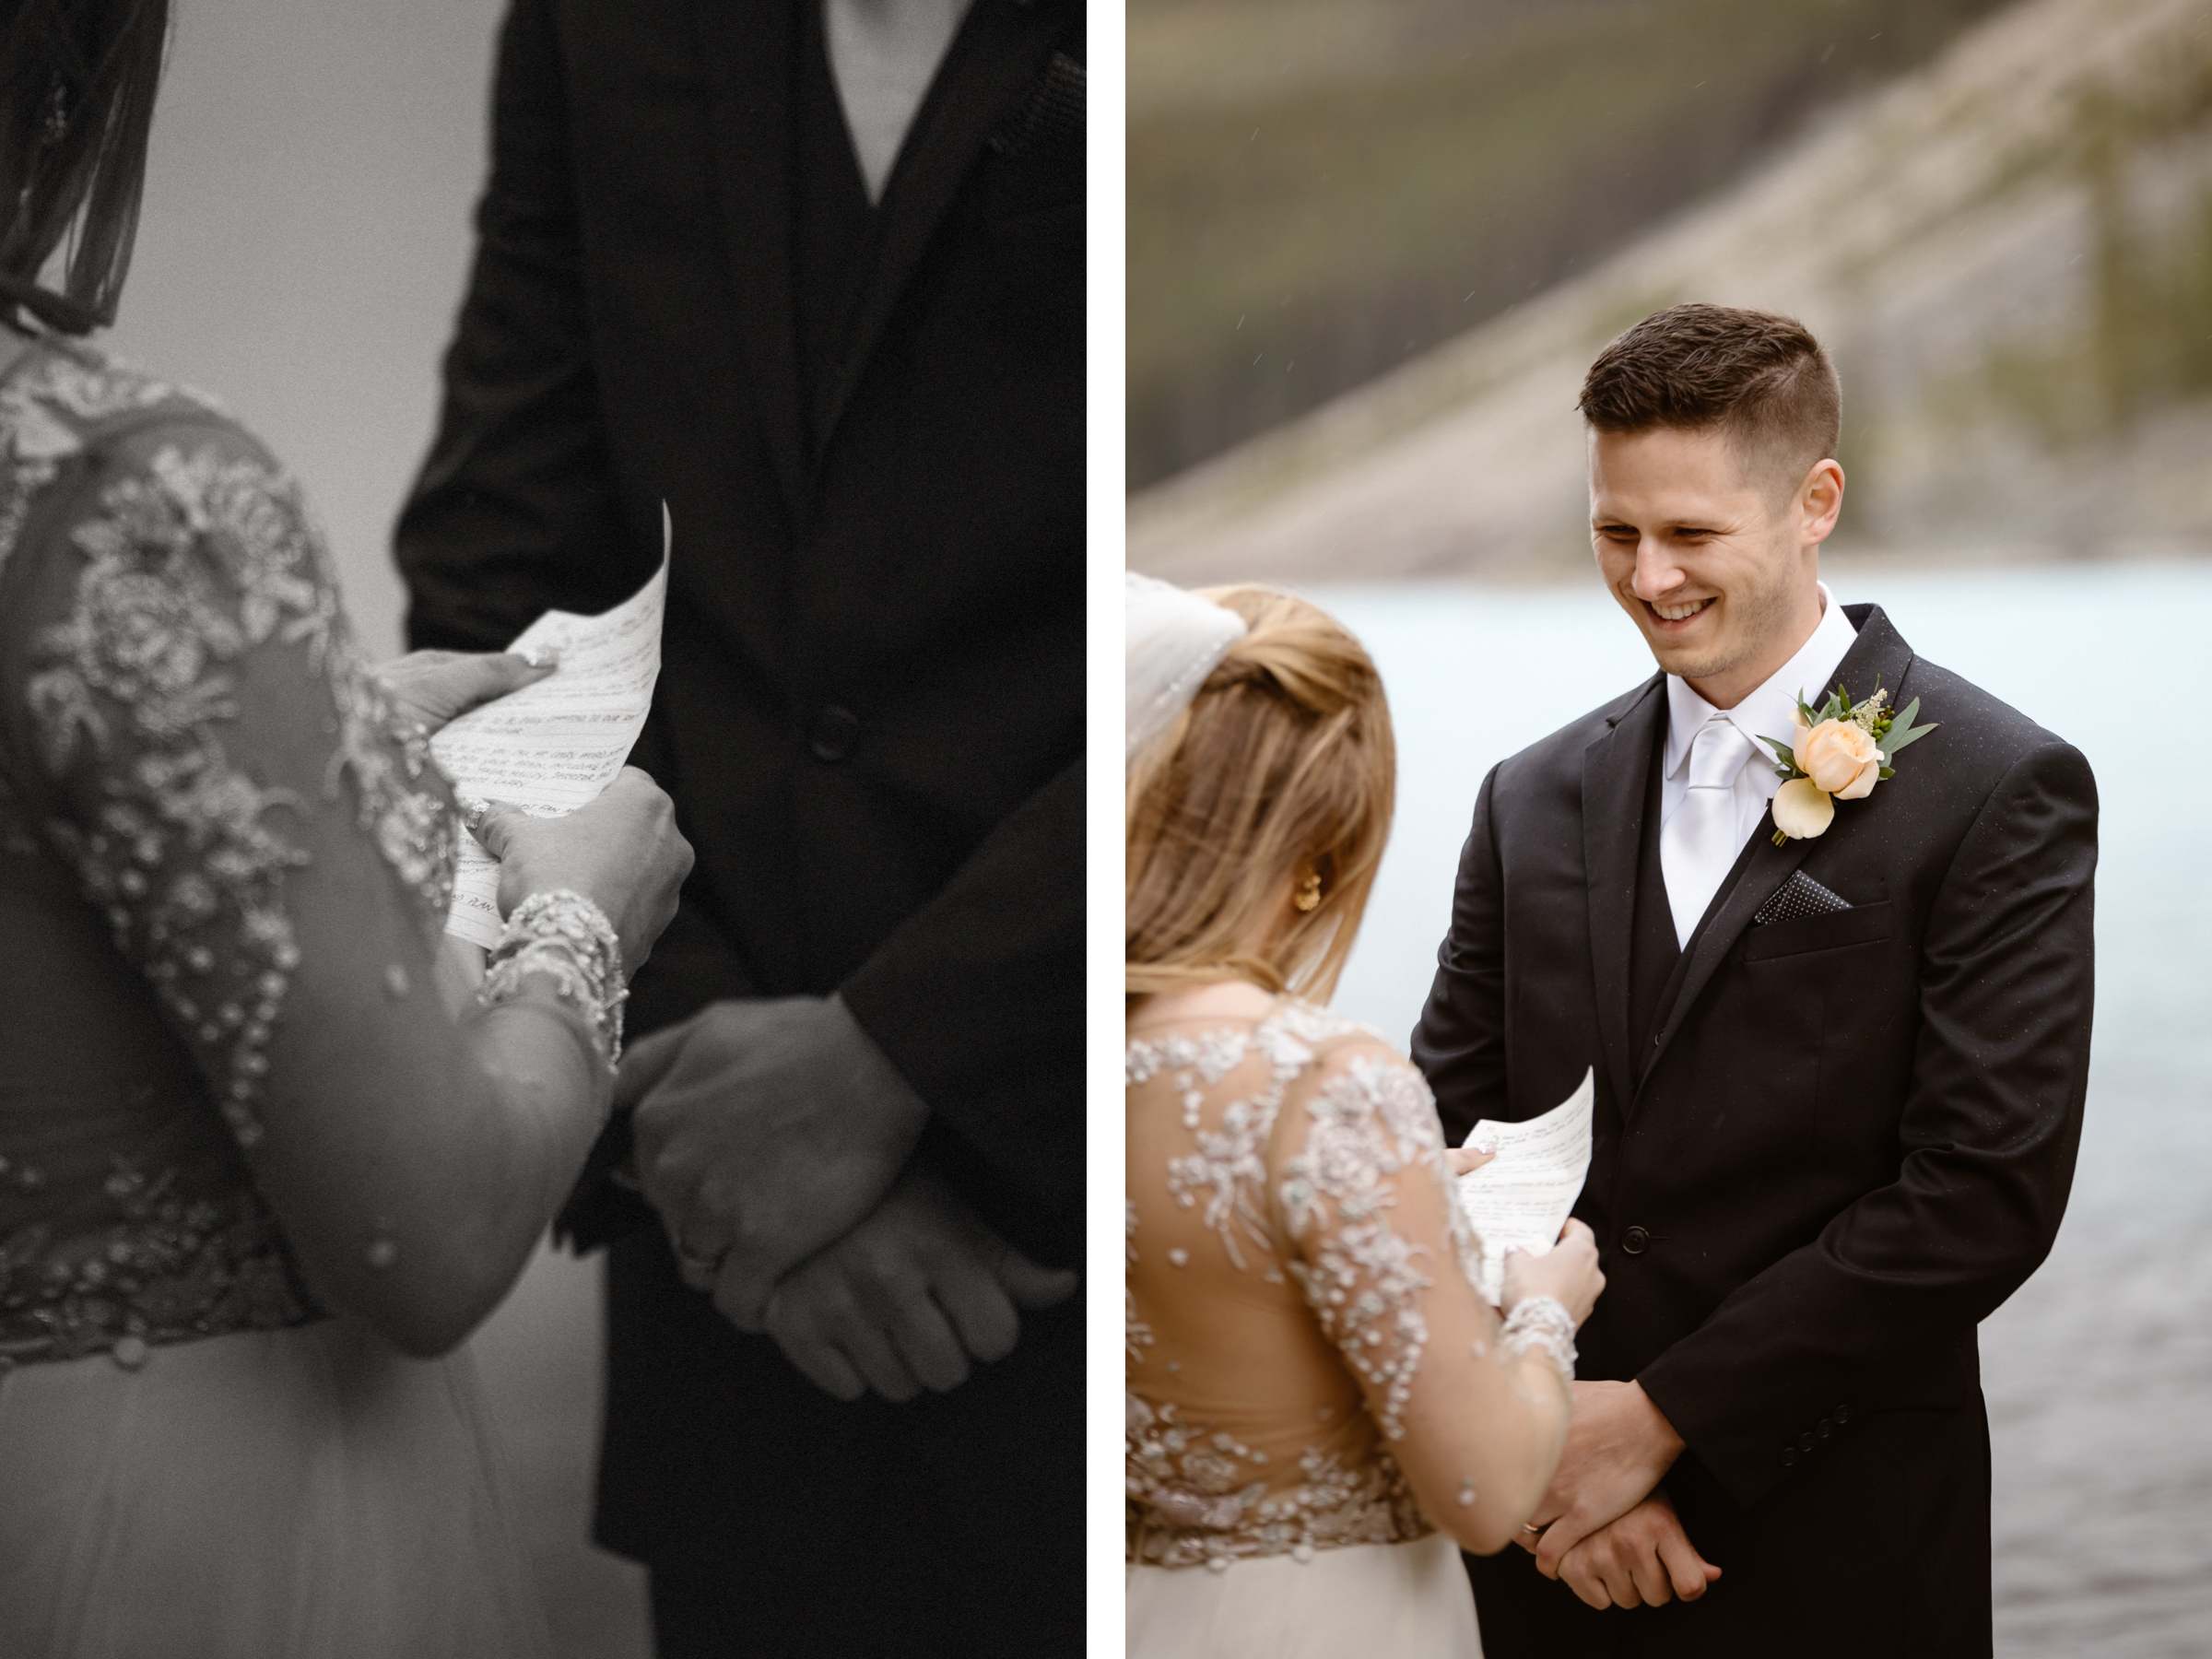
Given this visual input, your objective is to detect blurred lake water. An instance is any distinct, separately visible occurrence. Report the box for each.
[1304,558,2212,1656]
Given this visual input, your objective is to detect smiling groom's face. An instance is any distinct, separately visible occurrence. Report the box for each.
[1587,424,1838,709]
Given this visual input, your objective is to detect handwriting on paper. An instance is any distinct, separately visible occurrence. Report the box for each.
[432,506,671,948]
[1453,1068,1594,1305]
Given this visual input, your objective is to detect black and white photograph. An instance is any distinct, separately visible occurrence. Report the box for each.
[0,1,1084,1655]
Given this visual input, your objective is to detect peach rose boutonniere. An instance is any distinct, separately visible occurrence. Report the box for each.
[1760,683,1937,845]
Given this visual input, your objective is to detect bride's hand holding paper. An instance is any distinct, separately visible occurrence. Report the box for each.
[371,648,558,734]
[1451,1067,1596,1306]
[468,770,691,978]
[429,509,673,949]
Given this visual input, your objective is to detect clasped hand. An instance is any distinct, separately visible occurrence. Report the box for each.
[620,994,1077,1401]
[730,1162,1077,1403]
[1525,1380,1688,1577]
[623,994,927,1331]
[1518,1488,1721,1610]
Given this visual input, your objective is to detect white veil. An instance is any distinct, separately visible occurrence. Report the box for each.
[1125,571,1246,764]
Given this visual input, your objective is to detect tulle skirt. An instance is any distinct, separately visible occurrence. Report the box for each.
[1126,1532,1480,1657]
[0,1317,551,1658]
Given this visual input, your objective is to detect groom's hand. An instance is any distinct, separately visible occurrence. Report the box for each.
[1528,1380,1686,1579]
[623,994,929,1329]
[743,1164,1078,1402]
[1524,1490,1721,1610]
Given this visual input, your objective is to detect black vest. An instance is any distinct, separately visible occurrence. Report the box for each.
[1629,715,1682,1061]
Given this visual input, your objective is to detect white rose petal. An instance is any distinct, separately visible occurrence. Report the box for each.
[1771,777,1835,840]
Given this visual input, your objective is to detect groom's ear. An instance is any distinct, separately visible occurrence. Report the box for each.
[1794,458,1845,550]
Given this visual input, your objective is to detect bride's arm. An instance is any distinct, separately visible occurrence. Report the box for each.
[0,421,653,1356]
[1271,1040,1575,1555]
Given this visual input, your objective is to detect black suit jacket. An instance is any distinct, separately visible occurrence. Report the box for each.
[1413,606,2096,1657]
[394,0,1084,1626]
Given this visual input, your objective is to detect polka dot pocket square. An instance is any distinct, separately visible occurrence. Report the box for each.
[1754,870,1854,925]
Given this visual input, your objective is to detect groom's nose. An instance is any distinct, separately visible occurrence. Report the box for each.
[1630,539,1688,601]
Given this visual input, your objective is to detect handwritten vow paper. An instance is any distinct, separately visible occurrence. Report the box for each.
[1453,1068,1595,1305]
[431,507,670,948]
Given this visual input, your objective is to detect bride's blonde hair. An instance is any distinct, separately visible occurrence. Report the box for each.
[1126,585,1394,1006]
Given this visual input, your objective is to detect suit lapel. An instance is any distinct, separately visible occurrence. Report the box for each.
[1639,605,1917,1088]
[697,0,808,527]
[817,0,1065,445]
[1583,677,1666,1113]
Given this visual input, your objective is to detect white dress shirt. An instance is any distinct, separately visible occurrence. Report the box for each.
[826,0,974,203]
[1657,583,1859,924]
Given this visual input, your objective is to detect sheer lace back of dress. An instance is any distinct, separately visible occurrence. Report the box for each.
[0,337,459,1372]
[1126,992,1494,1571]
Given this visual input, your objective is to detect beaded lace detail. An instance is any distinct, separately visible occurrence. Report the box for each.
[0,1146,312,1370]
[0,339,459,1370]
[1126,996,1489,1571]
[1498,1295,1578,1388]
[25,416,453,1144]
[480,888,628,1074]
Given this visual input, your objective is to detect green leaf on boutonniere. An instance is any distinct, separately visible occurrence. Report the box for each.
[1878,765,1895,781]
[1763,737,1800,772]
[1883,707,1939,759]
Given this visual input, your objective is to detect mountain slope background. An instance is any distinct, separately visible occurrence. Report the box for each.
[1130,0,2212,582]
[1128,0,2020,488]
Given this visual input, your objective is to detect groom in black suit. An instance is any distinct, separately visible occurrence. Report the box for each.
[1413,304,2095,1656]
[396,1,1083,1653]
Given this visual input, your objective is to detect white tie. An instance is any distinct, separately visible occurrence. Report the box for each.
[1660,717,1755,949]
[827,0,972,203]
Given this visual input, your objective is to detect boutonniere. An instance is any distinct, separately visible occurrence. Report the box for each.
[1760,683,1937,844]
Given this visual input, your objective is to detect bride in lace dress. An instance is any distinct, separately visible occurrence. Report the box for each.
[0,11,692,1655]
[1124,579,1605,1655]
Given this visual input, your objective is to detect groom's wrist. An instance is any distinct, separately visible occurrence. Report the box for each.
[825,993,930,1151]
[1628,1380,1686,1472]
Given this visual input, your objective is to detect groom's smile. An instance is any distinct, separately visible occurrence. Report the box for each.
[1647,594,1716,627]
[1587,423,1835,710]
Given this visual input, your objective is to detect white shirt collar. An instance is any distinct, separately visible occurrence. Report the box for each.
[1664,582,1859,780]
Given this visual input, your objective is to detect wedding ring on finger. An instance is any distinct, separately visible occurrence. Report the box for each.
[675,1237,726,1289]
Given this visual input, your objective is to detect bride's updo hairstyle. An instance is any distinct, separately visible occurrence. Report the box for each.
[1127,586,1394,1005]
[0,0,170,335]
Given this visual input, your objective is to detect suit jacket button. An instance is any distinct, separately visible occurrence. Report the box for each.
[1780,1447,1798,1467]
[1833,1405,1853,1425]
[1798,1432,1816,1453]
[809,704,861,762]
[1621,1226,1649,1255]
[1817,1421,1833,1440]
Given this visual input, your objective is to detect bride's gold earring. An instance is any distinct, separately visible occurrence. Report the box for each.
[1293,869,1323,912]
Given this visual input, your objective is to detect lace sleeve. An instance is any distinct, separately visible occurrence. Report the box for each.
[1271,1040,1572,1553]
[0,419,609,1352]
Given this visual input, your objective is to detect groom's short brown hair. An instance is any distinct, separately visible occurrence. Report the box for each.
[1579,303,1841,497]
